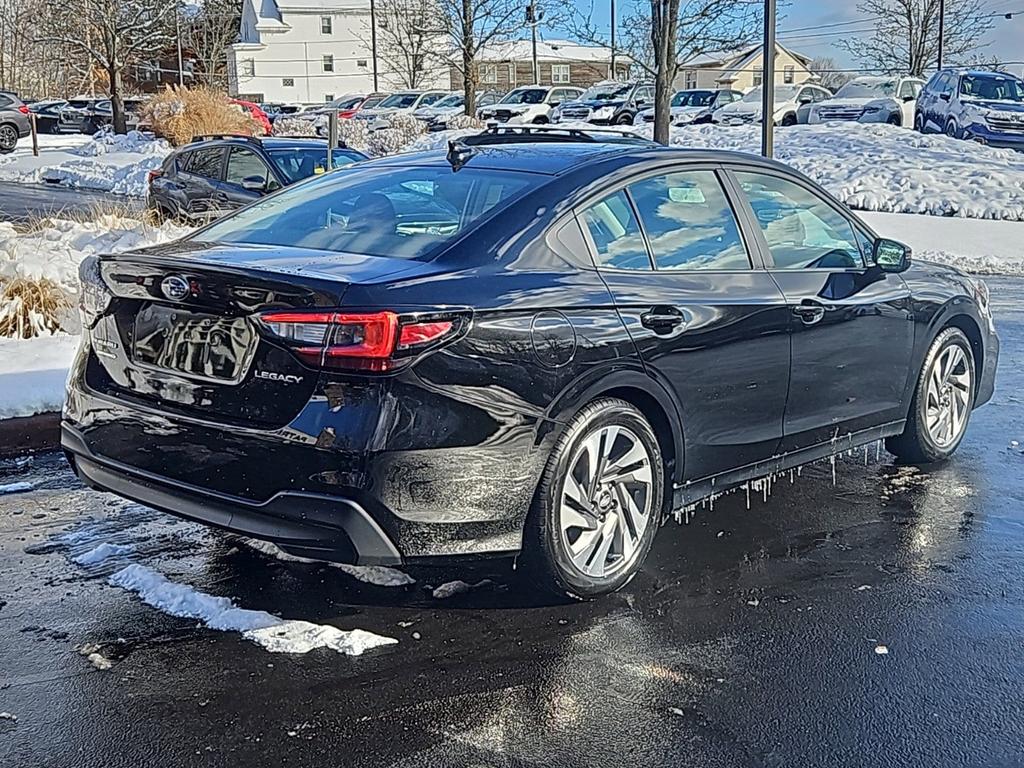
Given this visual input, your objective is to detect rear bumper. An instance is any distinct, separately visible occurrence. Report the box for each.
[63,424,403,565]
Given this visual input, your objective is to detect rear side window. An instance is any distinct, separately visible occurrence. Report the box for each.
[188,148,224,179]
[0,95,12,108]
[580,190,650,270]
[628,170,750,271]
[192,165,535,260]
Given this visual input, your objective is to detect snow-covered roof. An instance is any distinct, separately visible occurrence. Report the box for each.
[476,39,626,64]
[680,43,812,70]
[275,0,367,10]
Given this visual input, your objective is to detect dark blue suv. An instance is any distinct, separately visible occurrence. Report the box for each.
[148,136,367,222]
[915,68,1024,150]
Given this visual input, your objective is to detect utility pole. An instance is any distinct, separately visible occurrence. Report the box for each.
[527,1,541,84]
[937,0,946,70]
[370,0,379,91]
[760,0,776,158]
[610,0,616,79]
[175,7,185,86]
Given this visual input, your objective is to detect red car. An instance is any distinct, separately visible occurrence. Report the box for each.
[231,99,272,135]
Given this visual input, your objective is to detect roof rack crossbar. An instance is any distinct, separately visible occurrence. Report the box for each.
[461,123,654,147]
[189,134,263,145]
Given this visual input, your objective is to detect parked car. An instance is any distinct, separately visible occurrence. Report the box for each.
[28,98,68,134]
[0,92,31,153]
[260,102,304,124]
[146,136,367,222]
[713,83,832,126]
[415,91,503,131]
[307,94,375,119]
[915,69,1024,149]
[66,130,998,598]
[354,90,448,130]
[478,85,583,124]
[231,99,273,135]
[634,88,744,126]
[80,98,145,133]
[807,76,924,127]
[553,81,654,125]
[58,96,101,133]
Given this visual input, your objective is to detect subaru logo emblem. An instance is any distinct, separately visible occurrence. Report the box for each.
[160,275,190,302]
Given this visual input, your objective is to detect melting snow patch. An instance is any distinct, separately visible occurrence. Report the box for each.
[240,538,415,587]
[431,579,492,599]
[108,564,397,656]
[874,644,890,655]
[0,712,17,722]
[73,542,134,566]
[0,481,33,495]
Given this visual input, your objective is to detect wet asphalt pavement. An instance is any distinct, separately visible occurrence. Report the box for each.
[1,278,1023,768]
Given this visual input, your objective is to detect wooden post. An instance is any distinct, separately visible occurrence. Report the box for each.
[30,112,39,157]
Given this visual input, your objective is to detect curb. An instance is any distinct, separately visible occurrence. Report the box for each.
[0,412,61,458]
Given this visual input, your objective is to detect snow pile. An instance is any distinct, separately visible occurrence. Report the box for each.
[0,130,171,196]
[240,537,415,586]
[109,563,398,656]
[73,542,135,566]
[0,334,78,418]
[418,122,1024,221]
[0,481,34,495]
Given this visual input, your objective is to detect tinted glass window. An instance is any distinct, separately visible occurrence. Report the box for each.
[735,172,863,270]
[267,148,363,184]
[188,148,224,179]
[0,95,12,108]
[419,93,444,106]
[193,166,534,260]
[580,190,650,270]
[225,148,271,187]
[629,171,749,271]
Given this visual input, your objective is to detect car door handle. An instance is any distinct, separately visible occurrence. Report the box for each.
[641,307,689,334]
[791,302,826,325]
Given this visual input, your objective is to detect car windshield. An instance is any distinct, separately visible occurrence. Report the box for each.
[378,93,419,109]
[741,86,799,103]
[501,88,547,105]
[960,74,1024,102]
[267,148,365,184]
[580,83,632,101]
[327,96,364,109]
[192,165,536,260]
[673,90,716,107]
[431,94,464,109]
[835,80,897,98]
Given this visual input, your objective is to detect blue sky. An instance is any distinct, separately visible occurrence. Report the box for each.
[552,0,1024,74]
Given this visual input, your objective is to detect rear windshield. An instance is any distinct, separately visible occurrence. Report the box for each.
[191,165,536,260]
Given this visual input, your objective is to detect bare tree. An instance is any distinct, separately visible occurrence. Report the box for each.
[573,0,761,144]
[41,0,177,132]
[838,0,994,77]
[809,56,853,92]
[0,0,81,96]
[438,0,522,115]
[182,0,243,90]
[369,0,446,89]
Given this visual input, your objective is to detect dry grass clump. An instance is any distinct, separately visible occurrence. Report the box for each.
[140,86,261,147]
[0,277,72,339]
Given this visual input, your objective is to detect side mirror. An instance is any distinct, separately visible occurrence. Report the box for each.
[240,175,267,193]
[798,96,812,105]
[902,94,915,102]
[636,98,646,106]
[939,92,951,101]
[873,238,911,273]
[549,100,560,107]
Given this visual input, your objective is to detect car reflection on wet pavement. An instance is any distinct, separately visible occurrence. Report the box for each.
[1,278,1022,767]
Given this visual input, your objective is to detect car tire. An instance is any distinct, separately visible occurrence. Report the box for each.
[914,113,925,132]
[886,328,975,464]
[945,119,960,139]
[616,113,633,125]
[524,397,665,600]
[887,113,902,126]
[781,113,797,127]
[533,116,549,124]
[0,123,18,153]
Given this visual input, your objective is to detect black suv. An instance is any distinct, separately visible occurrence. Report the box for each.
[147,136,367,222]
[66,129,998,599]
[555,81,655,125]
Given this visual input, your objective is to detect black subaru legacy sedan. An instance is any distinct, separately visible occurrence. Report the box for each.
[63,134,998,599]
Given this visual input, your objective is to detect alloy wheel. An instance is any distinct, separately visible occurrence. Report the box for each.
[925,344,972,448]
[559,425,653,578]
[0,125,17,151]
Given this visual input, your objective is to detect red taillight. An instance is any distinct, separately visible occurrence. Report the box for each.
[18,105,29,114]
[147,169,163,184]
[258,310,457,371]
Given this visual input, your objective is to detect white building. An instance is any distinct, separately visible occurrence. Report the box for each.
[228,0,447,104]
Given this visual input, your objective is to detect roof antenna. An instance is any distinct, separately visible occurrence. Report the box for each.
[446,139,475,172]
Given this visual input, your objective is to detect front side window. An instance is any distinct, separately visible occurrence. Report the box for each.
[580,190,650,271]
[378,92,419,109]
[267,148,364,183]
[225,147,273,188]
[734,171,863,270]
[628,171,750,271]
[193,166,535,260]
[501,88,547,105]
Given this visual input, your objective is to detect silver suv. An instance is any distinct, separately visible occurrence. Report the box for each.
[0,92,31,153]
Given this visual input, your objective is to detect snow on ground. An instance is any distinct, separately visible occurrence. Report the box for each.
[862,212,1024,275]
[0,131,170,197]
[410,122,1024,221]
[109,563,398,656]
[0,481,34,495]
[0,335,78,418]
[240,537,415,587]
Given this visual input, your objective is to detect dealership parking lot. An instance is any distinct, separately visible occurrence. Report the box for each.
[1,277,1021,767]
